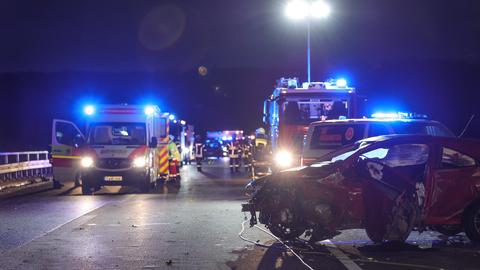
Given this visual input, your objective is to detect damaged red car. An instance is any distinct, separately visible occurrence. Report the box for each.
[242,135,480,243]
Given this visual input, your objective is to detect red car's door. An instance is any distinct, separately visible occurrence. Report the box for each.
[425,146,480,224]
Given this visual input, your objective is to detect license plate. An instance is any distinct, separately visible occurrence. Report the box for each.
[104,176,122,181]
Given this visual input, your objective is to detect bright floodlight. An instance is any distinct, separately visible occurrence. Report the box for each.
[144,105,155,116]
[285,1,330,20]
[336,78,347,88]
[310,1,331,19]
[84,105,95,116]
[285,0,309,20]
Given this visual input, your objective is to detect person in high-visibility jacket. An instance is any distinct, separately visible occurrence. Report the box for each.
[168,135,181,180]
[242,142,253,172]
[194,140,205,172]
[228,141,240,173]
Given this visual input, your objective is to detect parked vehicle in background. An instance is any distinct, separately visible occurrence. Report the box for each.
[302,114,455,166]
[243,135,480,244]
[204,139,226,158]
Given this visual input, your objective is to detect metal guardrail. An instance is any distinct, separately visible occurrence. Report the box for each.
[0,151,52,191]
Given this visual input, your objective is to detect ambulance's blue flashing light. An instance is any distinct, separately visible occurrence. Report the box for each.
[84,105,95,116]
[144,105,156,116]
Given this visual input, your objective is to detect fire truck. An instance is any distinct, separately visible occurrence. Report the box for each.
[263,77,363,170]
[51,104,173,195]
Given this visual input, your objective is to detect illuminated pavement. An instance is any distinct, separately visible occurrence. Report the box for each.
[0,158,479,270]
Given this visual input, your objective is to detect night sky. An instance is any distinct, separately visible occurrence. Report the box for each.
[1,0,480,150]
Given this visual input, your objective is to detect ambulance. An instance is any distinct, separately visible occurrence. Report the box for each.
[51,104,172,195]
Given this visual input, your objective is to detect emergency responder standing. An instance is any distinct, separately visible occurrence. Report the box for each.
[228,141,240,173]
[168,135,181,180]
[194,136,205,172]
[242,141,253,172]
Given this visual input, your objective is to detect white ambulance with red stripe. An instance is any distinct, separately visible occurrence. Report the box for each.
[51,104,171,195]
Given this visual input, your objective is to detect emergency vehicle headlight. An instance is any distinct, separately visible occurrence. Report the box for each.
[275,150,293,168]
[81,157,94,168]
[133,157,147,168]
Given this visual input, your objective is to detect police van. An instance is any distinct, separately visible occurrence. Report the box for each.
[51,104,171,194]
[301,113,454,166]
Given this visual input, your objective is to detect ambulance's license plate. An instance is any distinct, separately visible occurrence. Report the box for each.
[104,176,122,181]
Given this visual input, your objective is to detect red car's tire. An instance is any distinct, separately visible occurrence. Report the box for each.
[464,201,480,244]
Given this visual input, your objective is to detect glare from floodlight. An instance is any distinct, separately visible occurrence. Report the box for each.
[285,1,309,20]
[310,1,331,19]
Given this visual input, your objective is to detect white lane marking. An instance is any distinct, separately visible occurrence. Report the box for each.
[323,240,363,270]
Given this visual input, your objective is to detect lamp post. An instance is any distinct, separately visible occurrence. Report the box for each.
[285,1,331,83]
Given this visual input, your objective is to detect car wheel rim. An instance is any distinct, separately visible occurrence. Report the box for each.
[474,209,480,233]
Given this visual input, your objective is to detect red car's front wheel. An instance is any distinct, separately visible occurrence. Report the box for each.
[464,201,480,244]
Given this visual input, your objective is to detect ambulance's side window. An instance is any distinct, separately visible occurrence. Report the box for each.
[55,122,82,146]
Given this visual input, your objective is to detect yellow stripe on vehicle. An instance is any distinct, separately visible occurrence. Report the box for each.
[51,155,82,159]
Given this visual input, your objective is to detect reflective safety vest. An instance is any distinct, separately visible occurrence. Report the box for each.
[228,143,239,158]
[168,142,181,161]
[195,143,204,158]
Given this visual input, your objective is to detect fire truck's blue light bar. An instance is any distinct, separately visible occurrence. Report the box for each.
[336,78,347,88]
[84,105,95,116]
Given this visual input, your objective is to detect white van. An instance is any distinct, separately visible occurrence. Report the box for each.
[51,104,171,194]
[301,118,454,166]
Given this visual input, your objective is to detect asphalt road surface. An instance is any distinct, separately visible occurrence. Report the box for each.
[0,158,479,270]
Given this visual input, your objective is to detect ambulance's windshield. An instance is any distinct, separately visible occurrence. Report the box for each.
[88,122,146,145]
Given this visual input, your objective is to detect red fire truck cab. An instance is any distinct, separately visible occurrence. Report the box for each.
[263,77,364,170]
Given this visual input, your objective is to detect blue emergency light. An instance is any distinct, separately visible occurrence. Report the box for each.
[336,78,348,88]
[372,112,425,119]
[372,112,400,119]
[144,105,156,116]
[169,114,176,120]
[84,105,95,116]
